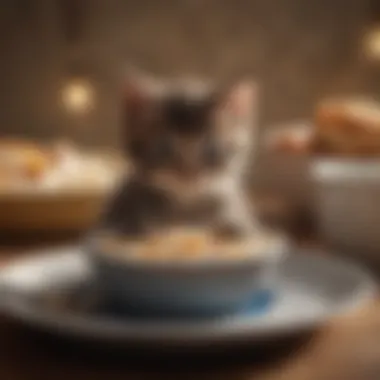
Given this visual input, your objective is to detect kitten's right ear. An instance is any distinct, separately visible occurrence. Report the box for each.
[218,79,258,121]
[123,67,156,110]
[122,68,161,150]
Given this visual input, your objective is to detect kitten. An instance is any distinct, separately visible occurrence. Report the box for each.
[99,70,260,239]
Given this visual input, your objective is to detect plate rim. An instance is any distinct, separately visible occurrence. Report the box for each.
[0,247,377,345]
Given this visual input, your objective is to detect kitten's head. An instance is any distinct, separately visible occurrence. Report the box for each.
[122,70,258,193]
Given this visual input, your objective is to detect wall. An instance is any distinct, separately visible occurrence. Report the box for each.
[0,0,374,148]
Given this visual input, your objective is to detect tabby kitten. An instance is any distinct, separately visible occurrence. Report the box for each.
[99,70,260,238]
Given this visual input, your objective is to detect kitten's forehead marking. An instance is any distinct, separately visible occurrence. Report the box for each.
[146,81,168,97]
[177,78,213,97]
[157,77,214,101]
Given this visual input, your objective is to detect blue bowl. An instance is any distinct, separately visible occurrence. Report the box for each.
[88,233,287,318]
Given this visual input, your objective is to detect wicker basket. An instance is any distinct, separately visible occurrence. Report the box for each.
[0,188,110,233]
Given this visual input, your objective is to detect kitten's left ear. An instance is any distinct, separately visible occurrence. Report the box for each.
[218,80,258,121]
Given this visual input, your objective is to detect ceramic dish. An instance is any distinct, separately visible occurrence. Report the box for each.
[312,158,380,264]
[0,247,375,348]
[88,230,288,317]
[0,152,124,232]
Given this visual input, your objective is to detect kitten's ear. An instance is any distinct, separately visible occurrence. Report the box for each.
[217,80,258,123]
[123,67,158,110]
[122,68,161,149]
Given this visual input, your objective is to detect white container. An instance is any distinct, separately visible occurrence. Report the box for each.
[312,159,380,262]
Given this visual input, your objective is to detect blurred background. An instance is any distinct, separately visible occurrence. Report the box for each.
[0,0,378,149]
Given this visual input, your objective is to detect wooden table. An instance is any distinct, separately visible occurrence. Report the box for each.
[1,243,380,380]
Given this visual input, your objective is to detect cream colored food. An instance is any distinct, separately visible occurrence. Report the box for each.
[268,97,380,156]
[267,122,314,154]
[0,139,122,193]
[100,227,275,262]
[314,97,380,155]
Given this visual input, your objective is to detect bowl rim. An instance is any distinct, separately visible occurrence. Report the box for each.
[85,230,289,271]
[0,185,112,201]
[311,157,380,183]
[0,150,125,201]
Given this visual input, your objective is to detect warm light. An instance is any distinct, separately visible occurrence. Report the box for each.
[60,79,95,114]
[363,26,380,61]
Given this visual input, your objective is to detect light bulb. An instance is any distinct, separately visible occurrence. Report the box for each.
[61,79,95,114]
[363,26,380,61]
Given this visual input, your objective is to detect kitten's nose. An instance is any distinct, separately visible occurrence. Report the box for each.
[176,163,199,179]
[174,140,202,178]
[175,156,200,179]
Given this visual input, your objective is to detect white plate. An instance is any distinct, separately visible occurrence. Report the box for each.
[0,247,376,348]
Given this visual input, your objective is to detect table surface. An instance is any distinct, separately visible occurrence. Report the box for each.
[1,243,380,380]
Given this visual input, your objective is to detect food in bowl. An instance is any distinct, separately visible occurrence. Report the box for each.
[309,99,380,258]
[257,96,380,211]
[314,97,380,156]
[0,138,124,231]
[0,138,122,193]
[0,139,53,184]
[97,227,279,262]
[89,227,287,316]
[265,97,380,157]
[266,121,315,155]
